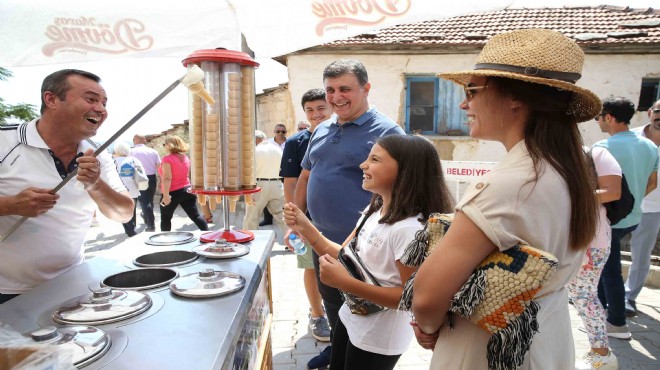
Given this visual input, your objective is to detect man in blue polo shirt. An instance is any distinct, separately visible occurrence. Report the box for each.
[281,88,333,343]
[293,59,404,369]
[595,96,658,340]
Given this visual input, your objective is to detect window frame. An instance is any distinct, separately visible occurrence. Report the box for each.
[638,78,660,112]
[405,76,438,135]
[404,75,468,136]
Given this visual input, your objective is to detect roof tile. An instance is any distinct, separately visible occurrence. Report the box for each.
[324,6,660,48]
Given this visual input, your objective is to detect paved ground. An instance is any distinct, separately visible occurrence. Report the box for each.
[87,205,660,369]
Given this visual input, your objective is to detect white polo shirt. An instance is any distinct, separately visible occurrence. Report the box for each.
[255,140,283,179]
[0,119,126,294]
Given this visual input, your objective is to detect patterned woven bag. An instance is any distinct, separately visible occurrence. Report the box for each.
[399,213,558,370]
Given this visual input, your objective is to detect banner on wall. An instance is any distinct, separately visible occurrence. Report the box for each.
[441,160,497,182]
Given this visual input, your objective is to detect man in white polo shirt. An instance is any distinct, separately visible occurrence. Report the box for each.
[0,69,134,304]
[243,130,287,237]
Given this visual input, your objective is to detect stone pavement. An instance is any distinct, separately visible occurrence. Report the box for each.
[87,206,660,370]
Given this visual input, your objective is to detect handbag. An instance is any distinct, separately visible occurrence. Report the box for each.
[132,159,149,191]
[337,211,388,316]
[604,173,634,225]
[399,213,558,370]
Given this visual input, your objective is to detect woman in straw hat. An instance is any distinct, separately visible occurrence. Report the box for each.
[412,29,601,369]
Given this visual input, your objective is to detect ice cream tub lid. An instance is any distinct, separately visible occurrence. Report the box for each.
[169,269,245,298]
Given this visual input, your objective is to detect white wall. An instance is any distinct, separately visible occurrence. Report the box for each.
[286,52,660,161]
[580,54,660,146]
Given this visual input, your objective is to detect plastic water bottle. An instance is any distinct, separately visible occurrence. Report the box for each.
[288,234,307,255]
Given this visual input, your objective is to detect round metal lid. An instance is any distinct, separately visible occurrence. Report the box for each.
[53,287,152,325]
[192,239,250,259]
[145,231,196,246]
[29,326,111,367]
[169,269,245,298]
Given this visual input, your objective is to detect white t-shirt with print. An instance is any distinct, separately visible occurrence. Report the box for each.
[338,210,421,356]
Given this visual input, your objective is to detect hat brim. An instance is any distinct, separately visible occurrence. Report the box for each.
[438,69,601,123]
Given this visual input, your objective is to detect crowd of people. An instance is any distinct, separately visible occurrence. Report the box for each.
[1,28,660,370]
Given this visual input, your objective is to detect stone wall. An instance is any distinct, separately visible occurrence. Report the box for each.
[143,121,189,157]
[256,83,294,135]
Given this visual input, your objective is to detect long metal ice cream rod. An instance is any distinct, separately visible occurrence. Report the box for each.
[0,78,183,242]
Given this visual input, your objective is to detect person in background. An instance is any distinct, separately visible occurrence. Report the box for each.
[131,134,161,232]
[625,99,660,316]
[113,142,146,237]
[292,59,405,369]
[284,135,453,369]
[159,135,208,231]
[243,131,288,238]
[297,121,311,131]
[412,29,601,369]
[569,146,622,370]
[0,69,133,304]
[280,88,332,342]
[595,97,658,339]
[268,123,288,151]
[261,123,289,227]
[201,203,213,224]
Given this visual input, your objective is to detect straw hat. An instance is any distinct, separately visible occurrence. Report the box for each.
[438,29,601,123]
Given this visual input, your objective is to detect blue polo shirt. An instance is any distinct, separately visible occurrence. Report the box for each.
[280,129,312,178]
[302,107,404,243]
[595,130,659,229]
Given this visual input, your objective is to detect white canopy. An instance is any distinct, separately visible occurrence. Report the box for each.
[0,0,653,139]
[0,0,517,66]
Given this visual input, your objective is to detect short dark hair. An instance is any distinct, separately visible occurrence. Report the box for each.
[602,96,635,124]
[323,60,368,87]
[40,69,101,114]
[365,135,454,224]
[301,88,326,108]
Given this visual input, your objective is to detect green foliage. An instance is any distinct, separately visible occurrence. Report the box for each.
[0,67,38,125]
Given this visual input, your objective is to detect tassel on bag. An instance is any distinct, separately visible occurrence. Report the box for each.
[398,271,416,311]
[400,229,429,267]
[448,268,487,318]
[486,302,540,370]
[398,213,558,370]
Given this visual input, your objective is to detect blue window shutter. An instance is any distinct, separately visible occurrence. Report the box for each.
[438,79,468,135]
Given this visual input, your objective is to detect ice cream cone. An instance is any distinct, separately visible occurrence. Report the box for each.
[228,196,239,213]
[197,194,206,205]
[209,196,217,210]
[188,81,215,105]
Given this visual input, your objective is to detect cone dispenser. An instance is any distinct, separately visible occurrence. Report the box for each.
[183,49,260,243]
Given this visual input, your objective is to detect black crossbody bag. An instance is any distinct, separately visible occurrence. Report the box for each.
[337,211,388,316]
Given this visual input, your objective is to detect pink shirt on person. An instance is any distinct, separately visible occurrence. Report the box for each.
[159,153,191,192]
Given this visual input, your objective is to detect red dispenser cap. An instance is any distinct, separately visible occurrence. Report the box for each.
[182,48,259,67]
